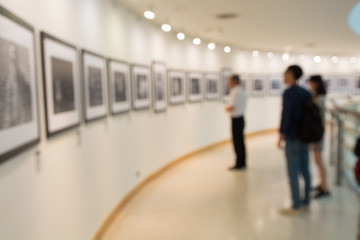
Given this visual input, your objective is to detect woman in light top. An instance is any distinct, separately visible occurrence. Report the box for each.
[309,75,330,199]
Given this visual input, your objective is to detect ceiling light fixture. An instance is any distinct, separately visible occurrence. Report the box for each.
[177,32,185,40]
[144,11,155,20]
[161,24,171,32]
[331,56,339,63]
[193,38,201,45]
[208,43,216,50]
[224,46,231,53]
[313,56,322,63]
[282,53,290,61]
[252,50,259,57]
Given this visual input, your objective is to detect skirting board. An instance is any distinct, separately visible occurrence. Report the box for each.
[93,128,279,240]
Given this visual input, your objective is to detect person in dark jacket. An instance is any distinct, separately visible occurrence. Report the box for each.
[278,65,312,215]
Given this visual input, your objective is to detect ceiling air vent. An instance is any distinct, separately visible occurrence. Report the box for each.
[215,13,239,20]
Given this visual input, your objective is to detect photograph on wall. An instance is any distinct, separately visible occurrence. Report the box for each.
[267,74,283,96]
[354,73,360,95]
[168,70,185,105]
[152,61,167,112]
[323,74,336,93]
[251,75,265,97]
[336,74,351,93]
[240,74,248,93]
[82,50,108,122]
[188,72,203,102]
[108,60,131,114]
[222,68,232,102]
[205,73,220,101]
[0,6,40,162]
[132,65,151,110]
[41,32,80,137]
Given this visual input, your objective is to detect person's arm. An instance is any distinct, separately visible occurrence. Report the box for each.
[225,88,235,112]
[278,91,292,149]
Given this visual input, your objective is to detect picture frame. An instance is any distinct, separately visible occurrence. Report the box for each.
[221,68,232,102]
[41,32,81,137]
[239,74,249,95]
[187,72,203,103]
[0,6,40,163]
[251,75,265,97]
[323,74,336,93]
[336,74,351,93]
[152,61,167,112]
[168,70,185,105]
[81,50,108,122]
[267,74,284,96]
[205,72,220,101]
[108,59,131,115]
[131,64,151,110]
[354,73,360,95]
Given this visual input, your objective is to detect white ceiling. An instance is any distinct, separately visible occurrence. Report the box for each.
[117,0,360,55]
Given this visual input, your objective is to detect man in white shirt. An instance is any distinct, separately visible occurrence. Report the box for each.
[225,75,247,170]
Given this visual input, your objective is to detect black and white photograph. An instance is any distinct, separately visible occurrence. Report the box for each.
[355,73,360,95]
[205,73,220,100]
[0,6,40,162]
[108,60,131,114]
[82,50,108,122]
[168,70,185,105]
[323,74,335,93]
[41,32,80,137]
[188,72,203,102]
[240,75,248,93]
[222,68,232,101]
[267,74,283,96]
[152,62,167,112]
[132,65,151,110]
[336,74,351,92]
[251,75,265,97]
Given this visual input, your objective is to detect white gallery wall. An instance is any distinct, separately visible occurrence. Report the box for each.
[0,0,359,239]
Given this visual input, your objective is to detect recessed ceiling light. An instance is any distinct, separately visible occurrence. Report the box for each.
[177,32,185,40]
[313,56,322,63]
[161,24,171,32]
[267,52,274,59]
[282,53,290,61]
[193,38,201,45]
[144,11,155,20]
[224,46,231,53]
[350,56,357,63]
[208,43,216,50]
[331,56,339,63]
[252,50,259,57]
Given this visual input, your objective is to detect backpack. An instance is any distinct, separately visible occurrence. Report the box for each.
[295,90,324,143]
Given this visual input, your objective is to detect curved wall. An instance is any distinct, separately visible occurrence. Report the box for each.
[0,0,359,240]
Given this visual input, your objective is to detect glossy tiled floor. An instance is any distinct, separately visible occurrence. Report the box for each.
[102,133,359,240]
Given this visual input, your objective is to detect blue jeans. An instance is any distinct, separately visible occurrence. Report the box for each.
[285,138,311,209]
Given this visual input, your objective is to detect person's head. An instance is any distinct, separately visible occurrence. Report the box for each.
[284,65,303,86]
[228,74,241,88]
[309,75,327,96]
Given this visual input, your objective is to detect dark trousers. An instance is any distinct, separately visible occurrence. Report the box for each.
[232,116,246,168]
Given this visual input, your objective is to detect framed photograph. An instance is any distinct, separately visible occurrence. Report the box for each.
[187,72,203,102]
[251,75,265,97]
[323,74,336,93]
[336,74,351,93]
[108,59,131,115]
[41,32,81,137]
[152,61,167,112]
[131,65,151,110]
[0,6,40,163]
[82,50,108,122]
[240,74,249,94]
[205,72,220,101]
[222,68,232,102]
[267,74,284,96]
[354,73,360,95]
[168,70,185,105]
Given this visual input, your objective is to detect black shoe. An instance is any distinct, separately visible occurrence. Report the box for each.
[312,185,322,192]
[228,166,244,171]
[313,189,331,199]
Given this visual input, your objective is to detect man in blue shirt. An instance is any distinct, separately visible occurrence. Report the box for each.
[278,65,312,215]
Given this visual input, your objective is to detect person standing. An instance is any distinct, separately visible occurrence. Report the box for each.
[226,75,247,170]
[309,75,330,199]
[278,65,312,215]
